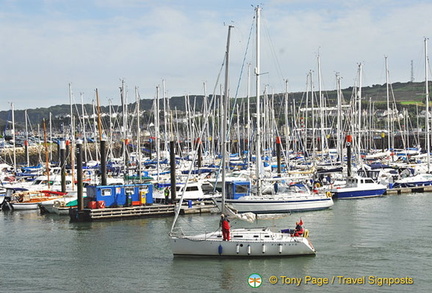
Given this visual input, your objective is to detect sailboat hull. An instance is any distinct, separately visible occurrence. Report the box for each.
[170,228,316,257]
[215,197,333,214]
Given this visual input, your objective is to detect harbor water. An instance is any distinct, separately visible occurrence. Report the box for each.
[1,193,431,292]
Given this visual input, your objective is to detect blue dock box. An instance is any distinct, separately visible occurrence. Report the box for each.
[86,184,153,207]
[225,181,251,199]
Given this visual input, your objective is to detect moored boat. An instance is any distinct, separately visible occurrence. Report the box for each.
[170,226,315,257]
[215,181,334,214]
[1,188,65,211]
[331,176,386,199]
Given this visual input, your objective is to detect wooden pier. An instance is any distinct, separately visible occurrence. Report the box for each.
[70,204,175,222]
[69,200,219,222]
[385,185,432,195]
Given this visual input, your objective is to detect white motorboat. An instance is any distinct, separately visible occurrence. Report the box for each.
[331,176,387,199]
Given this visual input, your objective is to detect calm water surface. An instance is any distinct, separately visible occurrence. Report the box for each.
[1,193,431,292]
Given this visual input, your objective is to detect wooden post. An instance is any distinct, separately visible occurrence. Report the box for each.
[100,139,107,186]
[60,140,66,193]
[76,139,84,211]
[346,135,352,177]
[170,141,176,203]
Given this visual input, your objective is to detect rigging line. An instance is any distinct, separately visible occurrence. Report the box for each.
[232,13,255,102]
[225,14,255,135]
[226,14,255,151]
[262,17,285,90]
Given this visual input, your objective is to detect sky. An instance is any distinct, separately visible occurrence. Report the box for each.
[1,0,432,111]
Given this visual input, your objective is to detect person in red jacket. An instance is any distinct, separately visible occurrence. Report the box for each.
[220,214,231,241]
[293,219,304,237]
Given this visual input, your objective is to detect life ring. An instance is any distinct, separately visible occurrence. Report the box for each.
[326,191,332,198]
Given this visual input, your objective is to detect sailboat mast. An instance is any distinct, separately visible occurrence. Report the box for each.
[336,73,343,162]
[69,83,75,191]
[385,56,391,151]
[25,109,30,166]
[136,87,142,182]
[120,79,127,171]
[357,63,363,164]
[247,64,251,170]
[255,5,262,196]
[425,38,430,172]
[318,53,325,153]
[155,86,160,182]
[11,103,17,173]
[221,24,234,214]
[284,79,290,168]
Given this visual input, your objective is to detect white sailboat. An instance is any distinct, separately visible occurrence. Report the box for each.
[169,8,316,257]
[213,5,333,214]
[217,181,334,214]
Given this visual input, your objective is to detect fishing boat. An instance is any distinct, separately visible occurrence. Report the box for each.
[331,176,387,199]
[169,8,316,257]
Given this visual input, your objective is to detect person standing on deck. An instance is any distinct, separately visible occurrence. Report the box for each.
[220,214,231,241]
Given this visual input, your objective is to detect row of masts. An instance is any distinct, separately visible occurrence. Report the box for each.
[4,16,432,178]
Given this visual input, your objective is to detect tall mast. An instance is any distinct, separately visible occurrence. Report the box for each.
[108,99,113,159]
[80,92,87,162]
[255,5,262,195]
[284,79,290,168]
[221,24,233,214]
[163,79,168,152]
[336,73,343,162]
[357,63,363,164]
[120,79,127,169]
[385,56,391,152]
[318,53,325,153]
[49,112,53,162]
[425,38,430,172]
[69,83,75,191]
[247,63,251,169]
[136,87,142,182]
[11,103,16,173]
[155,86,160,182]
[25,109,30,166]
